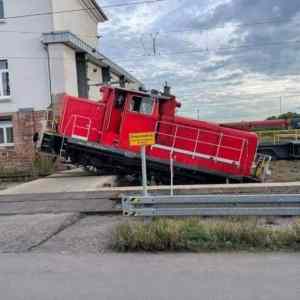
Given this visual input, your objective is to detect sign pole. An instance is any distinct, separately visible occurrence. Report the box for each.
[141,145,148,196]
[129,132,155,197]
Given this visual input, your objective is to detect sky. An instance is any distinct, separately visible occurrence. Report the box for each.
[97,0,300,122]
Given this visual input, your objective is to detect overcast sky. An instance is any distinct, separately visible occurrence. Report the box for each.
[98,0,300,122]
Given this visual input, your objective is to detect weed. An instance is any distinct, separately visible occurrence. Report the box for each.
[111,218,300,252]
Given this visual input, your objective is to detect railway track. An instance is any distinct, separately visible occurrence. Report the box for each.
[1,182,300,215]
[0,191,121,215]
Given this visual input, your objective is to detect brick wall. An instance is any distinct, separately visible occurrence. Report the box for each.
[0,110,47,172]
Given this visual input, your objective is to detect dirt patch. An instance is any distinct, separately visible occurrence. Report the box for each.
[269,160,300,182]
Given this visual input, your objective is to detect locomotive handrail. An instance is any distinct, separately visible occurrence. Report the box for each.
[58,114,93,158]
[62,114,92,141]
[71,115,92,140]
[157,131,242,153]
[159,120,246,142]
[154,120,247,168]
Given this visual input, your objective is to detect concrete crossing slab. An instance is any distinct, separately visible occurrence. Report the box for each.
[0,169,117,195]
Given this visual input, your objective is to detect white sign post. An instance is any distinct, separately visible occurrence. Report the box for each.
[129,132,156,197]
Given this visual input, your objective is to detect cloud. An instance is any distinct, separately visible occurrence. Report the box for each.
[98,0,300,122]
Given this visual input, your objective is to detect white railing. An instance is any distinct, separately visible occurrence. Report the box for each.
[59,114,95,158]
[70,115,92,141]
[153,121,248,167]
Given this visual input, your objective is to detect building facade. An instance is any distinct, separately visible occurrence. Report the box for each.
[0,0,141,172]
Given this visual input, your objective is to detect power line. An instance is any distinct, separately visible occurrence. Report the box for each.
[0,29,102,40]
[2,33,300,62]
[110,39,300,62]
[103,0,165,9]
[176,93,300,106]
[144,15,300,36]
[161,40,300,56]
[2,14,299,39]
[2,0,166,20]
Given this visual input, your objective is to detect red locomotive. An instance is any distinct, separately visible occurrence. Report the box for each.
[42,85,269,183]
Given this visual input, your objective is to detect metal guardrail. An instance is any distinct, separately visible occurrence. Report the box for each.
[122,194,300,217]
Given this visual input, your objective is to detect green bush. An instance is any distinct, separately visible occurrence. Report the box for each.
[111,218,300,252]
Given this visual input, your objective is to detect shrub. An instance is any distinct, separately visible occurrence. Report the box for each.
[111,218,300,252]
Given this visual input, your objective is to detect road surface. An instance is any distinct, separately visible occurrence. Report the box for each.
[0,253,299,300]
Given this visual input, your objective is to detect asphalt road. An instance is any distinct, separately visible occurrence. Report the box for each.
[0,253,299,300]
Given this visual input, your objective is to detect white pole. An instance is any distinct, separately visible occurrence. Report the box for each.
[141,145,148,196]
[170,155,174,196]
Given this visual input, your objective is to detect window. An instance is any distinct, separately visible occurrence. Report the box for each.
[0,0,4,19]
[130,96,154,115]
[0,119,14,145]
[0,60,10,99]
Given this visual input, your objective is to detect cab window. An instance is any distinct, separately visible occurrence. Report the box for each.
[130,96,154,115]
[115,90,126,109]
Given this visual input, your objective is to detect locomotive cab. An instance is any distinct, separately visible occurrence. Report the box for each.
[102,86,180,151]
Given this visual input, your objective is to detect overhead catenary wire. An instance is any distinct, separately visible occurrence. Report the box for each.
[0,29,102,39]
[2,38,300,63]
[1,13,299,40]
[0,15,298,37]
[0,0,166,20]
[141,15,300,36]
[109,39,300,63]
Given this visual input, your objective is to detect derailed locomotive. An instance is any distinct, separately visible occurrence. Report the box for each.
[41,86,270,184]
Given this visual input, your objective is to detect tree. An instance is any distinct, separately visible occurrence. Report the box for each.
[266,112,300,120]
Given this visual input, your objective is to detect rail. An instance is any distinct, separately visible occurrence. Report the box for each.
[153,121,247,167]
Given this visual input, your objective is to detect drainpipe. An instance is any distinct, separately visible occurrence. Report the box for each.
[45,44,53,107]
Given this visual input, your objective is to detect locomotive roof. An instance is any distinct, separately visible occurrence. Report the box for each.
[115,87,174,101]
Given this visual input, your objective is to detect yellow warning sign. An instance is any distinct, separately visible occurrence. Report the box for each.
[129,132,156,147]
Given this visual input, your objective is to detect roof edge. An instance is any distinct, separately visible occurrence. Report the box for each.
[42,31,142,86]
[83,0,108,22]
[91,0,109,21]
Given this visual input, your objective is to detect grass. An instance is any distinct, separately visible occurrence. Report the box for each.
[32,155,56,177]
[0,155,55,182]
[111,218,300,252]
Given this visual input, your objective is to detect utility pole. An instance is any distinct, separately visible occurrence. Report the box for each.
[280,96,283,114]
[151,32,159,56]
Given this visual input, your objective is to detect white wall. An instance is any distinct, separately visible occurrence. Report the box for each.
[51,0,101,47]
[0,0,54,113]
[87,62,102,100]
[48,44,78,97]
[0,0,135,115]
